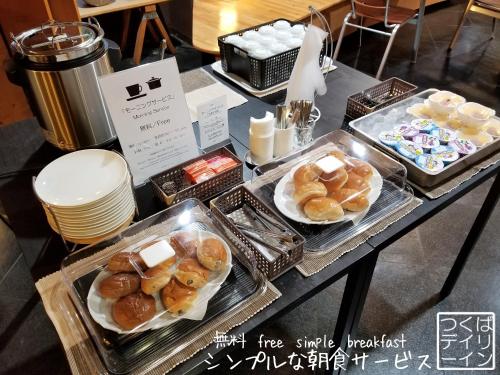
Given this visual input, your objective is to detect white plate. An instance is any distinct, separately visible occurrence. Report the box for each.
[87,230,233,334]
[273,161,383,225]
[47,199,136,237]
[45,176,132,214]
[43,185,134,220]
[35,149,128,207]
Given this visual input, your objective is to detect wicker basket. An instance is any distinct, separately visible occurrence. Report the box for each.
[150,147,243,207]
[211,186,304,280]
[346,77,417,120]
[218,19,324,90]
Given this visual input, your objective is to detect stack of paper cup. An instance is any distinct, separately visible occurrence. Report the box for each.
[249,111,274,164]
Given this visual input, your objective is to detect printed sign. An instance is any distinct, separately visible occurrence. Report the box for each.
[99,58,199,185]
[197,95,229,149]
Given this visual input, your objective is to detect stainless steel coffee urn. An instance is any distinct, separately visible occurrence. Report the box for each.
[8,20,116,151]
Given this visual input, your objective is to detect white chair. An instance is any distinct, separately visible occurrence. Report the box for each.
[334,0,418,79]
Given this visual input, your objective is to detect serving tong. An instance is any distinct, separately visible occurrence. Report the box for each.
[229,204,296,258]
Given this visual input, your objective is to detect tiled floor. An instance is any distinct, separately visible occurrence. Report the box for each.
[0,1,499,374]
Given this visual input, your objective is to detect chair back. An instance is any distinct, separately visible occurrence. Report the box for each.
[351,0,389,21]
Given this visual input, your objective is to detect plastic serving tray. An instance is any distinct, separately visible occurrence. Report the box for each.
[349,89,500,187]
[61,199,267,374]
[250,130,413,253]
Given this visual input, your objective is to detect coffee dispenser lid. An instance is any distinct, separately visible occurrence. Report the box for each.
[10,19,104,63]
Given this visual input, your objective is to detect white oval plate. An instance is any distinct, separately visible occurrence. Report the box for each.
[35,149,128,207]
[273,161,383,225]
[87,230,233,334]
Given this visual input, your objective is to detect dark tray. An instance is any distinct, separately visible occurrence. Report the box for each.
[61,199,266,374]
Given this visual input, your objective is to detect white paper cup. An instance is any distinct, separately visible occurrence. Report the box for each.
[273,126,296,158]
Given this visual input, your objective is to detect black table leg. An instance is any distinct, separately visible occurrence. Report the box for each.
[439,172,500,300]
[327,252,379,375]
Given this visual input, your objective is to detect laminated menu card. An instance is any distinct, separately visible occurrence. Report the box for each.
[99,58,199,185]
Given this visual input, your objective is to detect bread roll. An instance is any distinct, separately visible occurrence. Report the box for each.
[350,159,373,180]
[345,172,370,194]
[293,164,321,185]
[330,188,369,212]
[320,168,348,193]
[112,292,156,330]
[141,263,173,295]
[108,252,146,273]
[303,197,344,221]
[161,278,197,315]
[159,256,177,269]
[169,232,199,258]
[175,258,209,288]
[99,273,140,299]
[329,150,347,161]
[197,238,228,271]
[293,181,327,206]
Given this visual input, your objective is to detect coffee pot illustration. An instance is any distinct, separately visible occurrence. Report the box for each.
[146,77,162,90]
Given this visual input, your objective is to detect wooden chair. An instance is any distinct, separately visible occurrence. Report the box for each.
[448,0,499,50]
[130,4,176,65]
[334,0,418,79]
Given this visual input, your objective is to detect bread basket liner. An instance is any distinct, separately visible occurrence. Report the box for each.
[36,218,281,374]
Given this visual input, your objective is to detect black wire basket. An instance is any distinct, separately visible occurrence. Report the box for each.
[346,77,417,119]
[218,19,325,90]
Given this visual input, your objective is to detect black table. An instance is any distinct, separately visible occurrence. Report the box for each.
[0,62,498,375]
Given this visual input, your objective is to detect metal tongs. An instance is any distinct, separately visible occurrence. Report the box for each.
[242,204,294,236]
[232,221,295,243]
[238,228,291,256]
[228,204,297,257]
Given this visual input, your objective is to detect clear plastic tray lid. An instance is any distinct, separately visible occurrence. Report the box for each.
[249,129,412,252]
[60,199,265,374]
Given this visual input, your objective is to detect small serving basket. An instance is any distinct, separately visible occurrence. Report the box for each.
[218,19,325,90]
[211,186,305,280]
[150,147,243,206]
[346,77,417,120]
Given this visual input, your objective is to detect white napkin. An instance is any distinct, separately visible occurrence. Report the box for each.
[285,25,328,105]
[186,81,247,122]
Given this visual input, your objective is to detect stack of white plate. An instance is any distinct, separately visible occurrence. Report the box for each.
[34,149,136,244]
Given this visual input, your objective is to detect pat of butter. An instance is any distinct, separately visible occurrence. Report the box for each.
[139,240,176,268]
[315,155,344,174]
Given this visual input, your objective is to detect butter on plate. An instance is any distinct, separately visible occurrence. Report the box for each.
[139,240,176,268]
[315,155,345,174]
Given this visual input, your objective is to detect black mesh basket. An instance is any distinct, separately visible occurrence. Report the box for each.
[346,78,417,120]
[218,19,325,90]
